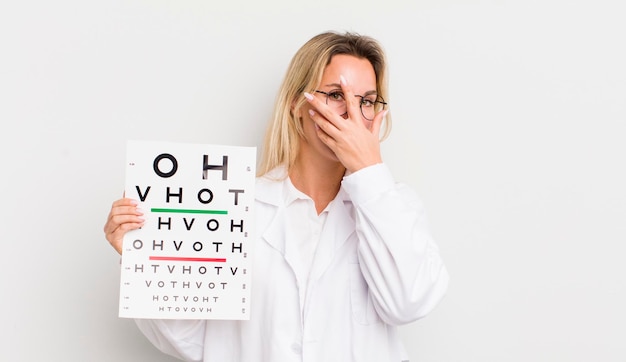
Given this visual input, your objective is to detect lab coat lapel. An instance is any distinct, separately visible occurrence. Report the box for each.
[260,205,286,255]
[255,172,355,280]
[258,199,302,282]
[308,189,355,283]
[255,170,287,256]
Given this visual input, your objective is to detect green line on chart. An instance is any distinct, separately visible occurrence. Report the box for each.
[151,208,228,215]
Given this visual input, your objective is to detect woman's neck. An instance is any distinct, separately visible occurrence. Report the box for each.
[288,158,345,215]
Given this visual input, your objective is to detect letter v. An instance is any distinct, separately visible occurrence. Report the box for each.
[183,217,195,230]
[173,241,183,251]
[135,186,151,202]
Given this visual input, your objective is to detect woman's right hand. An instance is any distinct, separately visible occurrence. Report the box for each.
[103,198,145,255]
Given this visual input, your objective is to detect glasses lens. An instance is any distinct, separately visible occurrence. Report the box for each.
[319,91,386,120]
[361,96,385,121]
[325,91,346,116]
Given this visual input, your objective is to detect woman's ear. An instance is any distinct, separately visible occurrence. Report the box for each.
[290,98,303,120]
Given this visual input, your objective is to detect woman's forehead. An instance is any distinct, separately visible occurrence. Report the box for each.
[320,54,377,90]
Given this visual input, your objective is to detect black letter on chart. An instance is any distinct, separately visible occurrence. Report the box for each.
[229,189,244,205]
[202,155,228,180]
[153,153,178,178]
[135,186,151,202]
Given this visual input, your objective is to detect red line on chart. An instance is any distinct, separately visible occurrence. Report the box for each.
[149,256,227,262]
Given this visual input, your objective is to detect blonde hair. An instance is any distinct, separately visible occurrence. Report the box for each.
[258,31,392,177]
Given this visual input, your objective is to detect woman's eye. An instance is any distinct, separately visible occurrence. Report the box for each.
[328,91,344,101]
[361,98,376,107]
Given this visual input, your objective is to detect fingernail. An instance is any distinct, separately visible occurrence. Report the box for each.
[382,110,389,118]
[304,92,314,101]
[136,208,144,215]
[308,109,315,116]
[130,199,138,205]
[340,75,347,86]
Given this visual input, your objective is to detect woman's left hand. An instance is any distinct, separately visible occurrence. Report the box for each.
[305,75,387,173]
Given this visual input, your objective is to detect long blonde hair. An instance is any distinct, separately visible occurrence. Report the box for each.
[257,31,392,177]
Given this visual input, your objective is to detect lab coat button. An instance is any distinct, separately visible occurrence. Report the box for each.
[291,343,302,354]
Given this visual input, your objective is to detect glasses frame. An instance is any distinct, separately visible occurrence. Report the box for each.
[314,90,387,121]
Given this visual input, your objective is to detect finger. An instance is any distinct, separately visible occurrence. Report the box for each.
[303,92,332,118]
[104,220,144,242]
[112,197,139,208]
[304,92,346,129]
[305,108,338,145]
[369,109,388,136]
[103,198,143,234]
[107,219,144,239]
[104,204,143,228]
[109,198,143,220]
[339,75,361,123]
[308,109,342,142]
[314,119,338,151]
[104,197,143,255]
[104,211,145,232]
[106,222,144,255]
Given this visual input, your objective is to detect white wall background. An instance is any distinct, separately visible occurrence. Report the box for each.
[1,0,624,361]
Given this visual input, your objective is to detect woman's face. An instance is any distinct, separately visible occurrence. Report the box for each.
[299,54,377,164]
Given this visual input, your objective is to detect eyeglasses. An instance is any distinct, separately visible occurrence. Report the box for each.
[314,90,387,121]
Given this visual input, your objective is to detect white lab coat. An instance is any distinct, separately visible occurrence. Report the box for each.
[135,164,449,362]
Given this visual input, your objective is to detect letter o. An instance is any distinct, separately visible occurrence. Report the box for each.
[193,242,203,252]
[198,266,206,274]
[197,189,213,204]
[153,153,178,178]
[133,239,143,250]
[206,219,219,231]
[208,282,215,289]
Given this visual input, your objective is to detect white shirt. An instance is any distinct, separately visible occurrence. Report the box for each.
[134,164,449,362]
[283,177,330,316]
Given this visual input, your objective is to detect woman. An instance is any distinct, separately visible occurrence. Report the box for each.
[104,31,449,362]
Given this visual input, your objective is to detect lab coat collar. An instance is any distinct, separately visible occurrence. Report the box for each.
[255,166,288,208]
[256,167,355,276]
[308,190,354,282]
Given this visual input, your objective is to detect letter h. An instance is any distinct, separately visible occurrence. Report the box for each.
[203,155,228,180]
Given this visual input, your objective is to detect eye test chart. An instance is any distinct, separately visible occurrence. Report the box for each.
[119,140,256,320]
